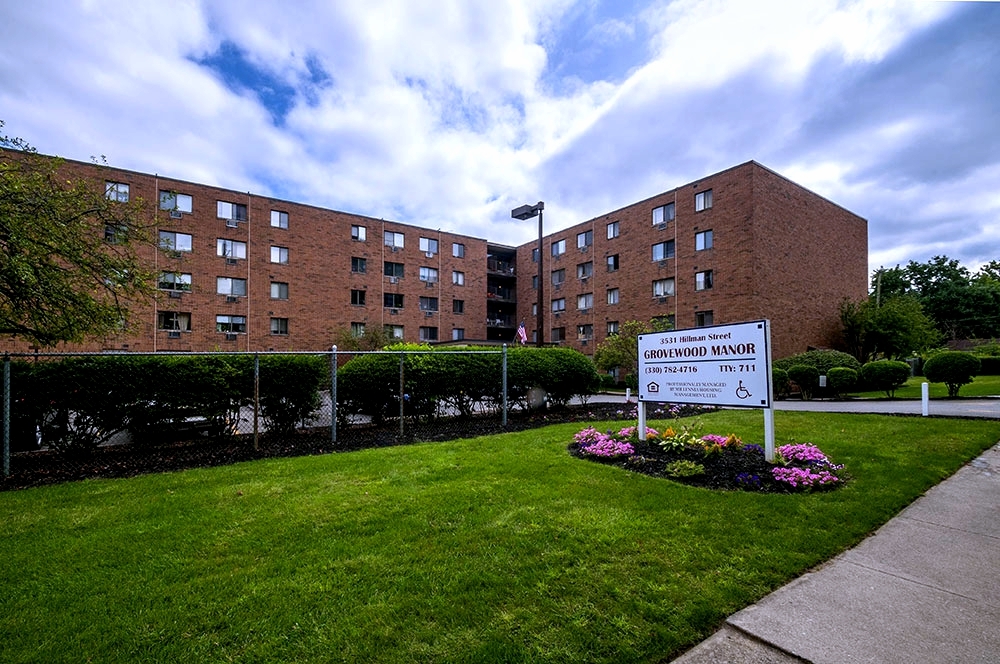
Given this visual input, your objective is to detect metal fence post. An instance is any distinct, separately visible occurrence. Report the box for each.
[399,352,405,438]
[502,344,508,427]
[330,346,338,444]
[253,353,260,451]
[3,355,10,478]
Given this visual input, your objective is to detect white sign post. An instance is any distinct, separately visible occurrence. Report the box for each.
[637,320,776,461]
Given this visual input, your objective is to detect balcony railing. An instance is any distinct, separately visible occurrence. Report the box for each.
[487,259,515,276]
[486,315,516,328]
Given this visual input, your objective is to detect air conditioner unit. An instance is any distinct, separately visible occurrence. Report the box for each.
[167,331,181,339]
[389,276,399,284]
[581,339,588,346]
[168,291,182,299]
[169,210,183,219]
[226,258,238,266]
[425,281,435,288]
[580,308,591,314]
[581,277,589,284]
[226,219,239,228]
[656,223,666,230]
[390,308,399,315]
[658,297,668,304]
[391,246,400,252]
[226,296,238,303]
[425,311,434,317]
[225,333,237,341]
[425,252,434,258]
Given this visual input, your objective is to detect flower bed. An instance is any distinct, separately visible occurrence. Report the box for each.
[570,423,846,492]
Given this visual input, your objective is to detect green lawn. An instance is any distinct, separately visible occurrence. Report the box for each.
[848,374,1000,399]
[2,411,998,663]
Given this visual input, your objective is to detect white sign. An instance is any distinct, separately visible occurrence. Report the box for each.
[637,320,772,408]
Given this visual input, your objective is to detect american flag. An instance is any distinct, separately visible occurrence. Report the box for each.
[516,321,528,345]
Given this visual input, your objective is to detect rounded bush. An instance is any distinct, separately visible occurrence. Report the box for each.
[826,367,857,399]
[774,350,861,374]
[923,351,981,397]
[787,364,819,400]
[771,367,790,400]
[860,360,911,398]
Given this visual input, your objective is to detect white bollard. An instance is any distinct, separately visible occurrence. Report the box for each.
[626,387,631,402]
[922,382,929,417]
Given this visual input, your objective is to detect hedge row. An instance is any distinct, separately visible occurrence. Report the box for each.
[5,355,327,454]
[336,345,600,424]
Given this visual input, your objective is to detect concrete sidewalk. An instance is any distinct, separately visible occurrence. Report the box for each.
[672,441,1000,663]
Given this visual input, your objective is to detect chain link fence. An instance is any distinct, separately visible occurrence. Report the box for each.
[2,347,614,490]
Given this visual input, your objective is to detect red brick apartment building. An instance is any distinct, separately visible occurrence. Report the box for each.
[515,161,868,359]
[3,159,866,359]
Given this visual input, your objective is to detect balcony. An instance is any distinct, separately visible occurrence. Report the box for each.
[487,258,515,276]
[486,315,516,328]
[486,287,516,303]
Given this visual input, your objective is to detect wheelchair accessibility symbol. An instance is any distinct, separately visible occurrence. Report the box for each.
[735,380,752,400]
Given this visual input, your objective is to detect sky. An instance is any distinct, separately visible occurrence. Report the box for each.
[1,0,997,279]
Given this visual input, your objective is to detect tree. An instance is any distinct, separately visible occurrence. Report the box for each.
[839,296,939,363]
[333,325,392,351]
[0,125,157,346]
[593,318,673,387]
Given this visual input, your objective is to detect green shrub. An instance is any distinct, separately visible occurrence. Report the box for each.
[826,367,858,399]
[258,355,326,434]
[976,356,1000,375]
[773,350,861,374]
[923,351,982,397]
[771,367,790,400]
[787,365,819,400]
[860,360,911,398]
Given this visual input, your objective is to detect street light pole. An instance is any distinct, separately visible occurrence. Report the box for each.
[511,202,545,347]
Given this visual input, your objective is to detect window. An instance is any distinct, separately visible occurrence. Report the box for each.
[577,262,593,279]
[419,326,439,342]
[270,282,289,300]
[551,239,567,256]
[531,275,538,290]
[695,310,714,327]
[652,203,675,225]
[384,325,404,339]
[452,299,464,314]
[531,247,539,263]
[452,328,465,341]
[352,257,367,273]
[351,289,366,306]
[551,327,565,342]
[653,278,676,297]
[158,272,191,291]
[607,288,619,305]
[551,269,566,286]
[532,303,537,316]
[577,230,593,249]
[607,321,619,336]
[157,311,191,332]
[159,191,193,214]
[351,322,365,337]
[105,223,127,244]
[159,231,193,252]
[551,298,566,313]
[696,270,714,291]
[217,201,248,221]
[696,229,714,251]
[384,293,404,308]
[577,324,593,340]
[452,243,465,258]
[419,267,439,283]
[217,277,247,297]
[351,225,367,241]
[271,318,289,335]
[577,293,593,310]
[607,254,619,272]
[452,270,465,286]
[271,210,289,229]
[384,231,404,249]
[270,246,289,264]
[384,261,404,278]
[695,189,713,212]
[217,238,247,259]
[652,240,675,261]
[419,296,439,312]
[105,181,129,202]
[419,237,438,255]
[216,314,246,334]
[607,221,619,239]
